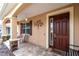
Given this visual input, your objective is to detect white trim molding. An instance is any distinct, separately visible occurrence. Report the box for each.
[46,6,74,49]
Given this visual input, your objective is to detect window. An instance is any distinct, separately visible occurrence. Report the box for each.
[6,27,10,35]
[20,21,32,35]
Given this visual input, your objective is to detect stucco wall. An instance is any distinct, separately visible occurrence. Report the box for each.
[28,13,47,48]
[74,4,79,48]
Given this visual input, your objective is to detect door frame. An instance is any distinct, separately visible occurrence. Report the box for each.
[46,6,74,49]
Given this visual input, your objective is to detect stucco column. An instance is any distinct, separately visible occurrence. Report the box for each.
[17,23,21,36]
[8,17,18,51]
[10,17,17,41]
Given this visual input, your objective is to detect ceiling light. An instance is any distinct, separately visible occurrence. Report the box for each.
[25,18,27,21]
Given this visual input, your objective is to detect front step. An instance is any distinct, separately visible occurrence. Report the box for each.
[52,48,66,56]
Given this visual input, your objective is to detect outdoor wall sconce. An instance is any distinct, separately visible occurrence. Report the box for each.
[25,18,28,21]
[34,19,43,28]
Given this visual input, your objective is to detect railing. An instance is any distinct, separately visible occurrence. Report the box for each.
[65,45,79,56]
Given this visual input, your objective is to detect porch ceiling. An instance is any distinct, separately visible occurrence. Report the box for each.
[0,3,18,20]
[17,3,71,20]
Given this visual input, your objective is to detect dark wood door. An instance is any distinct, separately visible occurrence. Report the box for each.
[49,13,69,51]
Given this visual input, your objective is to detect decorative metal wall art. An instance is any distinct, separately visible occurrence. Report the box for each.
[34,19,43,28]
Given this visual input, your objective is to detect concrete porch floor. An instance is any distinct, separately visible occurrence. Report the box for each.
[13,42,60,56]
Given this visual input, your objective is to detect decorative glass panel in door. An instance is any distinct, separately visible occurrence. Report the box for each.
[49,18,53,47]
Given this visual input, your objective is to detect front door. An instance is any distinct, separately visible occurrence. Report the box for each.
[49,12,69,51]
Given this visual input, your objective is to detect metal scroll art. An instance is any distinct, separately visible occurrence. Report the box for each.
[34,19,43,28]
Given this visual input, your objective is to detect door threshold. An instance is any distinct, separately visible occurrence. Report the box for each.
[52,48,66,56]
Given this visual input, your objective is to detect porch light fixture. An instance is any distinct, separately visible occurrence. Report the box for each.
[25,18,28,21]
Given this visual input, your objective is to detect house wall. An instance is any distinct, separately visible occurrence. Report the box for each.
[27,5,74,48]
[74,4,79,50]
[18,4,79,49]
[28,13,47,48]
